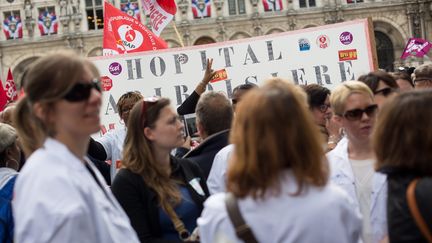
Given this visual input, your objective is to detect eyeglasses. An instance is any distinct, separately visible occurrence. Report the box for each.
[63,79,101,102]
[342,104,378,121]
[318,104,331,113]
[373,87,397,97]
[141,96,160,128]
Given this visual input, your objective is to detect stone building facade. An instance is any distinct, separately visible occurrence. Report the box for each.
[0,0,430,84]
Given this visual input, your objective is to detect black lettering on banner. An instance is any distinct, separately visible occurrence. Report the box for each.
[291,68,306,85]
[245,75,258,84]
[266,40,282,61]
[271,72,278,77]
[126,58,143,80]
[225,79,233,98]
[150,57,166,77]
[200,50,208,71]
[104,94,118,115]
[173,53,188,74]
[243,45,260,65]
[218,47,234,67]
[174,85,189,105]
[154,87,162,97]
[314,65,331,85]
[339,61,355,82]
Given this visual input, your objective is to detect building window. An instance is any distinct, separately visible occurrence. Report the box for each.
[38,7,58,36]
[228,0,246,15]
[85,0,103,30]
[375,31,394,72]
[3,11,23,40]
[347,0,363,3]
[120,0,141,21]
[299,0,316,8]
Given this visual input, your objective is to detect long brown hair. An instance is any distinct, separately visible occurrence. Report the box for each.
[13,51,93,157]
[122,98,181,210]
[374,90,432,175]
[227,78,328,199]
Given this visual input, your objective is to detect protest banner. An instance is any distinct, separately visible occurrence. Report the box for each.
[91,18,378,133]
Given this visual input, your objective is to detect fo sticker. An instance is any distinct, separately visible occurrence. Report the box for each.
[298,38,311,51]
[339,32,353,45]
[338,49,358,61]
[317,35,330,49]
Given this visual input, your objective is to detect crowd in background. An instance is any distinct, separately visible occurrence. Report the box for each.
[0,50,431,243]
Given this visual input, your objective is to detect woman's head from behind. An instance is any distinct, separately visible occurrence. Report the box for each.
[374,90,432,175]
[0,123,20,170]
[227,78,328,199]
[13,51,102,156]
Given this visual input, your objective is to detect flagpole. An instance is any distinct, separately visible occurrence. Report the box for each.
[172,21,185,47]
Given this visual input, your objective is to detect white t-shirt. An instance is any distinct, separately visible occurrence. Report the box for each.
[207,144,234,194]
[96,127,126,180]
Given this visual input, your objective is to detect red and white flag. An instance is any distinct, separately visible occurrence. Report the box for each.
[103,1,168,56]
[5,68,17,102]
[262,0,283,11]
[0,80,8,112]
[141,0,177,36]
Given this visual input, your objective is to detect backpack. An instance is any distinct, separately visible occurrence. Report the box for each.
[0,174,17,243]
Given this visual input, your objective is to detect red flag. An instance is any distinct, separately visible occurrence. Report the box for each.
[103,1,167,56]
[0,80,8,112]
[141,0,177,36]
[5,68,17,102]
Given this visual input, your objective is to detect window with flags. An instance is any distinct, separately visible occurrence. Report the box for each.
[85,0,104,30]
[228,0,246,15]
[299,0,316,8]
[120,0,141,21]
[2,11,23,40]
[263,0,283,12]
[38,7,58,36]
[192,0,211,19]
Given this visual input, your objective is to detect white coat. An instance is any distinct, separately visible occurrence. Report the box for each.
[96,126,126,180]
[327,137,388,243]
[198,171,362,243]
[13,138,139,243]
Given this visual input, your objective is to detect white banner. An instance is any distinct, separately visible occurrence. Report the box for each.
[91,18,377,133]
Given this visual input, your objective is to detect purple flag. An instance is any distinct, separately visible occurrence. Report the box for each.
[401,38,432,59]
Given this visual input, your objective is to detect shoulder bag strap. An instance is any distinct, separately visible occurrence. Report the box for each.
[406,178,432,242]
[225,193,259,243]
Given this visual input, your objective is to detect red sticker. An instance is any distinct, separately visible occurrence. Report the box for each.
[338,49,358,61]
[100,76,113,91]
[210,69,228,83]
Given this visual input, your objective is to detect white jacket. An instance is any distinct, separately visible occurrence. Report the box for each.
[13,138,139,243]
[327,137,388,243]
[198,171,362,243]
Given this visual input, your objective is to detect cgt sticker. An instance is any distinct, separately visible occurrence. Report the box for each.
[317,35,330,49]
[338,49,358,61]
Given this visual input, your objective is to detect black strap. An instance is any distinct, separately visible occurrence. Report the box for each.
[225,193,259,243]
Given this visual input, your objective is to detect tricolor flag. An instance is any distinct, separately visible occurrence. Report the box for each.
[192,0,211,19]
[262,0,283,11]
[121,1,141,22]
[401,37,432,59]
[3,15,23,40]
[5,68,17,102]
[38,10,58,36]
[0,80,7,112]
[103,1,168,56]
[141,0,177,36]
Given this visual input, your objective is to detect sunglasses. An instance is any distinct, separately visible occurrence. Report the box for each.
[141,96,160,128]
[342,104,378,121]
[373,87,397,97]
[63,79,101,102]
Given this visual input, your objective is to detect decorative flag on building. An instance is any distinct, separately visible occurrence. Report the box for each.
[38,10,58,36]
[262,0,283,11]
[5,68,17,102]
[191,0,211,18]
[3,15,23,40]
[103,1,168,56]
[121,1,141,22]
[141,0,177,36]
[0,80,7,112]
[401,37,432,59]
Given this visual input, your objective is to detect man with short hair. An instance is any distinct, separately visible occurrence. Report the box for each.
[413,63,432,89]
[182,91,233,179]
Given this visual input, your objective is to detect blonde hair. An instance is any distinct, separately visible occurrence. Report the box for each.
[227,78,328,199]
[330,81,373,116]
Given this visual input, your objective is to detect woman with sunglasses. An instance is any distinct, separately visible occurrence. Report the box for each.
[327,81,387,243]
[111,97,209,242]
[12,52,139,243]
[358,70,399,109]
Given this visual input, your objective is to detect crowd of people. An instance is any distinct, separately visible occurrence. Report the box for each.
[0,50,431,243]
